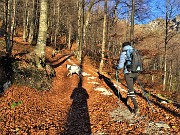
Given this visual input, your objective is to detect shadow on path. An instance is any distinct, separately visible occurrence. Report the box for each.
[97,72,132,110]
[62,78,92,135]
[51,53,74,64]
[52,54,74,68]
[97,72,180,118]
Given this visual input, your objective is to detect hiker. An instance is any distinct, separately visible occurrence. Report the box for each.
[116,41,140,115]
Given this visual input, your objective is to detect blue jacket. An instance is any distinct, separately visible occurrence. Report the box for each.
[117,45,134,74]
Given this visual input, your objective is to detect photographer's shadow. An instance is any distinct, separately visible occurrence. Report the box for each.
[62,79,92,135]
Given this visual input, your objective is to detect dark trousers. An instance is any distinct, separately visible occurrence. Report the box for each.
[124,73,138,110]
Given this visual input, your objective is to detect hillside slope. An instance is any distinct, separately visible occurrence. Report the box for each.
[0,38,179,134]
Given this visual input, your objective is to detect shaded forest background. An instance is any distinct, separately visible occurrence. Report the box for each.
[0,0,180,101]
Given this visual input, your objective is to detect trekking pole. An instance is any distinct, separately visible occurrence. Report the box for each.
[137,78,154,112]
[115,69,121,101]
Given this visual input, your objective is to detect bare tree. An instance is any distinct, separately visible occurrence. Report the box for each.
[11,0,16,35]
[22,0,28,42]
[28,0,39,44]
[99,0,107,72]
[163,0,180,91]
[83,0,95,47]
[130,0,135,44]
[76,0,85,62]
[5,0,12,55]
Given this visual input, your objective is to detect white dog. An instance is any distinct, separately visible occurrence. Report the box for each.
[66,64,81,77]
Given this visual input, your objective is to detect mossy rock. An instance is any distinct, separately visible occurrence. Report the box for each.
[12,60,54,90]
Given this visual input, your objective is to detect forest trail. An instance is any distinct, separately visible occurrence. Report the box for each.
[0,37,179,134]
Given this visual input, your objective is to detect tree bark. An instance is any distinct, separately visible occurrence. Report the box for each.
[99,0,107,72]
[54,1,60,47]
[76,0,84,63]
[83,0,95,47]
[68,23,72,49]
[11,0,16,35]
[5,0,12,54]
[168,60,172,91]
[163,0,169,91]
[27,0,36,43]
[23,0,28,42]
[34,0,48,69]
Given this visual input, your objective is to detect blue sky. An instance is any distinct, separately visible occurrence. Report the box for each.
[114,0,180,24]
[94,0,180,24]
[140,0,180,24]
[139,0,166,24]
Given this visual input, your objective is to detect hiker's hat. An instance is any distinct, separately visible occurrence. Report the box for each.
[122,41,131,48]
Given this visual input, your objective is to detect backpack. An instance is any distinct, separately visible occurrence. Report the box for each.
[125,49,143,73]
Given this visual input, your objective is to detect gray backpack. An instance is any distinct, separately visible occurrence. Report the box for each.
[125,49,143,73]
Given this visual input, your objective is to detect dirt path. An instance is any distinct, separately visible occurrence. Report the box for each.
[0,39,179,134]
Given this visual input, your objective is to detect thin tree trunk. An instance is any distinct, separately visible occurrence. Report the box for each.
[152,62,156,83]
[3,1,6,22]
[5,0,12,54]
[8,0,12,33]
[28,0,35,43]
[31,0,40,45]
[99,0,107,72]
[163,48,167,91]
[10,0,16,52]
[11,0,16,35]
[163,0,169,91]
[178,66,180,91]
[126,13,130,41]
[76,0,80,50]
[83,0,95,47]
[130,0,135,45]
[53,0,56,46]
[168,60,172,91]
[54,1,60,47]
[177,56,180,91]
[23,0,28,42]
[68,23,72,49]
[76,0,84,62]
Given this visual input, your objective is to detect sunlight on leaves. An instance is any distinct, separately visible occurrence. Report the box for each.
[172,126,176,129]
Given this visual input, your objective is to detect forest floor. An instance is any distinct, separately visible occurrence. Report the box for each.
[0,37,179,135]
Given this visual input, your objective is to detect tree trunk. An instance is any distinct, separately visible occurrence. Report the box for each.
[76,0,80,52]
[5,0,12,55]
[54,1,60,47]
[68,23,72,49]
[52,0,56,46]
[151,62,156,83]
[34,0,48,69]
[83,0,95,47]
[28,0,35,43]
[11,0,16,35]
[177,56,180,91]
[130,0,135,45]
[168,60,172,91]
[99,0,107,73]
[23,0,28,42]
[163,41,168,91]
[31,0,40,45]
[76,0,84,63]
[163,1,169,91]
[126,13,130,41]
